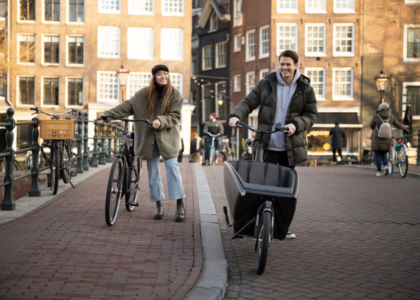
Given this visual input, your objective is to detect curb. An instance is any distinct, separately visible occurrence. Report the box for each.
[184,164,228,300]
[337,164,420,179]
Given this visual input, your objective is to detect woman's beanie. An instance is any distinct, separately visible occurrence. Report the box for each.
[378,102,389,111]
[210,112,217,119]
[152,64,169,75]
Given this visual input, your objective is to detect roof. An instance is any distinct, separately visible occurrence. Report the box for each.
[197,0,230,29]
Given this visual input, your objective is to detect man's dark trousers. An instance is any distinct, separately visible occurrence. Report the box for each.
[332,148,342,162]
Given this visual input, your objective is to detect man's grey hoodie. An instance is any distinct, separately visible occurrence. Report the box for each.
[268,67,301,152]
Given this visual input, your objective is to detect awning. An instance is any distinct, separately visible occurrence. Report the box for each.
[313,112,362,128]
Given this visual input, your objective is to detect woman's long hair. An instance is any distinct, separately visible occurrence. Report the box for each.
[146,74,174,121]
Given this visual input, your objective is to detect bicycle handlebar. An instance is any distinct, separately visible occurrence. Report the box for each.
[235,121,290,134]
[30,107,78,117]
[104,115,153,126]
[205,132,221,137]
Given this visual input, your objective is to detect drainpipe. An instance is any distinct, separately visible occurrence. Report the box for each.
[6,0,12,107]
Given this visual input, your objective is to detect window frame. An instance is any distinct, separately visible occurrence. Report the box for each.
[65,77,84,108]
[42,34,61,65]
[305,0,326,14]
[233,0,242,27]
[161,0,184,16]
[127,27,154,60]
[403,25,420,63]
[18,0,37,23]
[98,0,121,14]
[41,76,60,108]
[209,11,218,32]
[16,75,36,107]
[67,0,85,24]
[259,25,270,59]
[127,72,152,99]
[276,23,298,55]
[160,28,184,61]
[405,0,420,4]
[66,35,85,67]
[277,0,298,14]
[259,68,269,81]
[305,67,326,100]
[233,74,241,92]
[246,30,256,62]
[128,0,155,15]
[97,71,120,103]
[97,26,121,59]
[332,67,354,101]
[234,34,241,52]
[215,41,227,69]
[333,23,355,57]
[333,0,355,14]
[42,0,61,24]
[17,33,36,65]
[402,82,420,119]
[246,71,255,95]
[202,45,212,71]
[305,23,327,57]
[170,73,183,94]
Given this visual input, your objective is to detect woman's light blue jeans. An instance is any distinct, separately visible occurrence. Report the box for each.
[146,142,185,202]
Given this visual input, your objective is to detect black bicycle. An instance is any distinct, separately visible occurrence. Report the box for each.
[31,107,78,195]
[102,115,152,226]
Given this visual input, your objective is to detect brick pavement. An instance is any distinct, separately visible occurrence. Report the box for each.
[0,163,202,300]
[204,166,420,300]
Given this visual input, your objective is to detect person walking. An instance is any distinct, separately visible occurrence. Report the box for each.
[218,138,231,162]
[190,133,204,163]
[98,64,186,222]
[228,50,318,239]
[203,113,224,165]
[329,122,346,163]
[369,102,408,177]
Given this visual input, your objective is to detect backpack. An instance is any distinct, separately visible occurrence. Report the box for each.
[376,115,392,139]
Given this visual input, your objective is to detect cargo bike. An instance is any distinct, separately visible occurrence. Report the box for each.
[223,121,299,274]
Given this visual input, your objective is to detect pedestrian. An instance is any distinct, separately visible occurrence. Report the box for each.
[98,64,186,222]
[228,50,318,239]
[369,102,408,177]
[218,138,231,162]
[190,133,204,163]
[203,112,224,165]
[329,122,346,163]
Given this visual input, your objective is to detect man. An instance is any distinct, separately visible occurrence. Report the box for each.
[329,122,346,163]
[228,50,318,239]
[203,112,224,165]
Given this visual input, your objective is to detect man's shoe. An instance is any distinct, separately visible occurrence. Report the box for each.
[384,166,389,176]
[376,172,383,177]
[153,201,164,220]
[175,199,186,222]
[286,231,296,239]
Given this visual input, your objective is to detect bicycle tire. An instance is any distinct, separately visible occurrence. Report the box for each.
[397,145,408,178]
[61,144,71,184]
[52,149,59,195]
[209,147,214,166]
[256,210,271,275]
[13,160,20,171]
[388,147,395,176]
[125,157,142,212]
[105,157,124,226]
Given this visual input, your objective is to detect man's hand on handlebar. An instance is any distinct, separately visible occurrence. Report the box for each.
[229,117,240,127]
[284,123,296,137]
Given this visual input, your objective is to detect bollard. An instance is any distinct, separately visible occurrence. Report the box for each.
[106,120,112,162]
[76,111,83,173]
[28,117,41,197]
[417,129,420,166]
[83,112,89,171]
[91,120,99,167]
[1,108,16,210]
[99,121,106,165]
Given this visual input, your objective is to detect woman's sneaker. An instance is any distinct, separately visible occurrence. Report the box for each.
[376,172,383,177]
[384,166,389,176]
[286,231,296,239]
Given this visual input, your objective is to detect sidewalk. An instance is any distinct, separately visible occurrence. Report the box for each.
[344,163,420,179]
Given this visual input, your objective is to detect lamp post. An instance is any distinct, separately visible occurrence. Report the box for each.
[374,70,390,104]
[116,65,130,102]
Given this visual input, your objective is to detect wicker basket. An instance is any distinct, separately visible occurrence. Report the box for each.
[40,120,75,140]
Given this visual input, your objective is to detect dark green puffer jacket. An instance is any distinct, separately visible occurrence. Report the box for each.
[229,72,318,166]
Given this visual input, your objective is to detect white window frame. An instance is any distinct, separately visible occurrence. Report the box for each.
[215,42,226,68]
[333,0,355,14]
[202,45,212,71]
[277,0,298,14]
[305,23,326,57]
[233,74,241,92]
[97,26,121,59]
[403,25,420,63]
[259,69,269,80]
[160,28,184,61]
[246,30,256,62]
[127,27,154,60]
[97,71,119,103]
[234,34,241,52]
[209,11,217,32]
[16,75,36,107]
[66,0,85,24]
[41,34,61,66]
[305,67,326,100]
[17,33,36,65]
[402,82,420,119]
[233,0,242,27]
[276,23,298,55]
[18,0,37,23]
[65,77,84,108]
[333,23,355,57]
[127,72,152,99]
[405,0,420,4]
[128,0,155,15]
[259,25,270,59]
[170,73,183,94]
[332,67,353,101]
[162,0,184,16]
[41,76,60,108]
[246,71,255,95]
[66,35,85,67]
[98,0,121,14]
[305,0,326,13]
[42,0,61,24]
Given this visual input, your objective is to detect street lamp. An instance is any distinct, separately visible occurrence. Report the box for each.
[116,65,130,102]
[375,70,390,103]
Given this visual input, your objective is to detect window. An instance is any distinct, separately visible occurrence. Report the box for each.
[127,73,151,99]
[43,77,59,106]
[403,83,420,117]
[44,0,60,22]
[0,1,6,18]
[68,36,84,65]
[43,35,60,64]
[98,27,120,58]
[162,0,184,15]
[161,28,183,60]
[129,0,154,14]
[405,0,420,3]
[305,24,326,56]
[215,42,226,68]
[233,0,242,27]
[305,68,325,100]
[67,78,83,106]
[191,54,196,75]
[202,85,212,120]
[234,34,241,52]
[69,0,84,22]
[202,45,212,70]
[98,71,119,102]
[334,0,355,13]
[277,23,298,55]
[170,73,182,94]
[404,25,420,62]
[234,74,241,92]
[333,24,354,56]
[128,28,154,60]
[277,0,298,14]
[20,0,36,21]
[99,0,120,13]
[18,34,35,64]
[333,68,353,100]
[216,82,227,120]
[246,30,255,61]
[209,11,217,32]
[306,0,326,13]
[260,69,269,80]
[0,74,5,98]
[18,77,35,105]
[246,72,255,95]
[259,26,270,58]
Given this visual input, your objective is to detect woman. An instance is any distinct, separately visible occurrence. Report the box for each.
[98,64,186,221]
[370,102,408,177]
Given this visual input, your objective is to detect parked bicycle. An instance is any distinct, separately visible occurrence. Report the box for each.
[101,115,152,226]
[388,130,409,178]
[205,132,222,166]
[30,107,78,195]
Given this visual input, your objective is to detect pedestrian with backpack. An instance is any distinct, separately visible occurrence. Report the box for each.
[369,102,408,177]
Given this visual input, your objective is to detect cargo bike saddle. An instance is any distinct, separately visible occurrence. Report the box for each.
[223,121,299,274]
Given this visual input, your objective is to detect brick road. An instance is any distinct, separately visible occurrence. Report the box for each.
[0,163,201,300]
[204,166,420,300]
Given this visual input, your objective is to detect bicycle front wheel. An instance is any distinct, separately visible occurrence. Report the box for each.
[397,145,408,178]
[61,144,72,184]
[256,210,271,275]
[125,157,142,212]
[52,149,60,195]
[388,147,395,176]
[105,157,125,226]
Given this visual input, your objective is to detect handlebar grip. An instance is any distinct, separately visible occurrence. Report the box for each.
[30,107,37,111]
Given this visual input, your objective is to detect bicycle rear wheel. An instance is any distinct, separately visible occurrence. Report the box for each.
[51,149,60,195]
[397,145,408,178]
[388,147,395,176]
[61,144,72,184]
[125,157,142,212]
[105,157,125,226]
[256,210,271,275]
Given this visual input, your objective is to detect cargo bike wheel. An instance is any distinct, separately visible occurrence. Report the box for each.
[255,209,272,275]
[105,157,125,226]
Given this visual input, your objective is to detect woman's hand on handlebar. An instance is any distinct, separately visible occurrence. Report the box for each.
[97,114,106,121]
[284,123,296,137]
[151,119,161,129]
[229,117,240,127]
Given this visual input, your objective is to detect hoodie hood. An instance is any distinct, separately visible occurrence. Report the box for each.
[275,68,301,110]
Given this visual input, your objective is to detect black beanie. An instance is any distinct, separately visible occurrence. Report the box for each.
[152,64,169,75]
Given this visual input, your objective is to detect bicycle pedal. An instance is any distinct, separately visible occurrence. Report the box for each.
[129,202,139,206]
